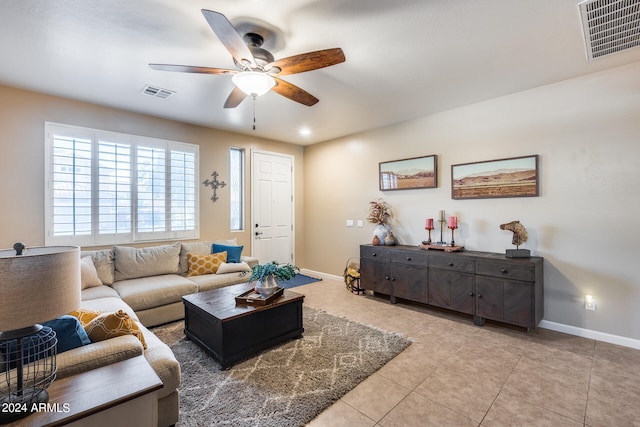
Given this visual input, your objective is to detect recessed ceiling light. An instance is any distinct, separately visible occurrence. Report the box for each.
[299,127,312,137]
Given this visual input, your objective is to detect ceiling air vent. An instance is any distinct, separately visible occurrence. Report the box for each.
[579,0,640,60]
[141,84,174,99]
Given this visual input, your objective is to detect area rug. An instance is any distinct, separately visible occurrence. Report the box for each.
[278,273,322,289]
[152,307,411,426]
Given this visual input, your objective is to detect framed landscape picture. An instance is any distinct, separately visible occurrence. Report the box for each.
[451,155,539,199]
[379,155,437,191]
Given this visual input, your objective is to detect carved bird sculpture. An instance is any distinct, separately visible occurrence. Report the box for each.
[499,221,528,248]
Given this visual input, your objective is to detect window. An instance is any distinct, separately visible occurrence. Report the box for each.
[229,148,245,231]
[45,122,199,246]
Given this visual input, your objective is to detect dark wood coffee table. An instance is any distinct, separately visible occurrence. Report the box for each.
[182,282,304,369]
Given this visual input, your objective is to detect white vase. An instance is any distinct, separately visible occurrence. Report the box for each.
[255,275,279,298]
[373,223,390,245]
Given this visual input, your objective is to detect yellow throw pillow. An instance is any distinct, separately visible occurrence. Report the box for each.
[187,252,227,277]
[84,310,147,349]
[68,308,101,326]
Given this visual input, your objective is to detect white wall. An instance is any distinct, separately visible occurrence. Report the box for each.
[304,61,640,341]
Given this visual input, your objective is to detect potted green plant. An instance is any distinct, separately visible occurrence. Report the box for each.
[250,261,299,297]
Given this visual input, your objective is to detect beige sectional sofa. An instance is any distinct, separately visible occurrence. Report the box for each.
[55,240,258,427]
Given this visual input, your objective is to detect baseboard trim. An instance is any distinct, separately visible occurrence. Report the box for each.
[538,320,640,350]
[299,269,343,282]
[299,269,640,350]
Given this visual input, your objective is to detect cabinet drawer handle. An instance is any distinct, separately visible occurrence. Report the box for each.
[501,268,508,274]
[406,257,412,261]
[477,294,482,298]
[468,292,474,297]
[448,262,454,267]
[385,276,390,280]
[372,253,377,257]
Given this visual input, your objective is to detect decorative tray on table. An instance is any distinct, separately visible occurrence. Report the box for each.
[235,287,284,306]
[419,243,465,252]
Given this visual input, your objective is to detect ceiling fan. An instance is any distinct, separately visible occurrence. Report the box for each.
[149,9,346,108]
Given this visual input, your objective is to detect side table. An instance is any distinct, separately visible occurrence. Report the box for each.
[6,355,163,427]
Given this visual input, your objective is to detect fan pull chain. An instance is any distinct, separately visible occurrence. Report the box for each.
[252,95,257,131]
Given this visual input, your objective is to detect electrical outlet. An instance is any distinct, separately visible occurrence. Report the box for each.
[585,295,596,311]
[346,219,354,227]
[357,220,364,228]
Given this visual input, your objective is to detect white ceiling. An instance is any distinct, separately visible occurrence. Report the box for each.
[1,0,640,145]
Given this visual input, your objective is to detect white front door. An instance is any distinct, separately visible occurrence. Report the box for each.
[251,150,294,264]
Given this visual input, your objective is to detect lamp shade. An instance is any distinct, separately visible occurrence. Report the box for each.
[232,71,276,97]
[0,246,81,333]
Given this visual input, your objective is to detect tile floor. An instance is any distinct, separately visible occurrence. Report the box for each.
[293,277,640,427]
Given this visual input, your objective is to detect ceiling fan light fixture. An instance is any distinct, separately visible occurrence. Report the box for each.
[232,71,276,97]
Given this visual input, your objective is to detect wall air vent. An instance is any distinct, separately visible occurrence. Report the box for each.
[141,84,174,99]
[579,0,640,60]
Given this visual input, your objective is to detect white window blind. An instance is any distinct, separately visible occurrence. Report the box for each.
[170,149,197,232]
[50,132,93,238]
[137,144,167,234]
[98,136,131,237]
[45,122,199,246]
[229,147,245,231]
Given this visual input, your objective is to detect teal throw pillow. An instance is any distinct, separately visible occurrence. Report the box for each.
[42,315,92,353]
[212,243,243,263]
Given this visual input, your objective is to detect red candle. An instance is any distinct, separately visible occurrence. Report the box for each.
[426,218,433,229]
[448,216,457,228]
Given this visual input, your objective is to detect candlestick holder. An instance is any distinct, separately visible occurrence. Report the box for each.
[448,225,458,246]
[424,226,434,245]
[437,219,446,245]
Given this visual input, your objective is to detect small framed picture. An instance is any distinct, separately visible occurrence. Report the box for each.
[379,155,437,191]
[451,155,539,199]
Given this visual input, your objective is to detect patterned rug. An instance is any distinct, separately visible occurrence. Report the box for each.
[152,307,411,426]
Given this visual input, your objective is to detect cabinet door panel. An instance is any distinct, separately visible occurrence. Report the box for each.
[360,258,391,294]
[503,281,532,327]
[476,276,504,321]
[428,269,474,314]
[392,264,428,304]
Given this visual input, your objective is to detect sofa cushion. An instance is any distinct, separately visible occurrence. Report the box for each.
[112,274,197,312]
[54,335,144,381]
[42,315,92,353]
[187,252,227,277]
[80,256,102,289]
[212,243,243,263]
[138,323,181,400]
[179,239,236,275]
[114,243,181,281]
[81,285,121,301]
[79,296,141,323]
[188,271,251,293]
[85,310,147,349]
[80,249,115,285]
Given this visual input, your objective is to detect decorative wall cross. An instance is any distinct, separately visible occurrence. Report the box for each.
[203,171,226,202]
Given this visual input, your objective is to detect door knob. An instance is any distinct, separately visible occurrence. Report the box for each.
[255,231,263,236]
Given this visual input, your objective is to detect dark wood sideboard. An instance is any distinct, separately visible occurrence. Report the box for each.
[360,244,543,330]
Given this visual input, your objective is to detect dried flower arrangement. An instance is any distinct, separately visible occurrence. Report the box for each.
[367,198,392,225]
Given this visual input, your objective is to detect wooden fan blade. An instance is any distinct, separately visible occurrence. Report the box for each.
[272,77,319,106]
[223,86,248,108]
[201,9,256,68]
[267,48,345,76]
[149,64,236,75]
